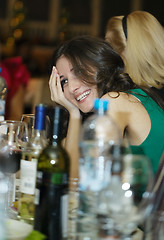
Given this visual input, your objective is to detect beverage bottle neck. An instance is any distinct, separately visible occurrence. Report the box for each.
[50,135,62,147]
[33,129,46,139]
[95,108,106,116]
[48,106,64,147]
[94,98,108,116]
[32,104,47,142]
[34,104,46,131]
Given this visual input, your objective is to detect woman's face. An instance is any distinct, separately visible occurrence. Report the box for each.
[56,56,99,113]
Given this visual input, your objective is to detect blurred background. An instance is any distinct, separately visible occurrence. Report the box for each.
[0,0,163,114]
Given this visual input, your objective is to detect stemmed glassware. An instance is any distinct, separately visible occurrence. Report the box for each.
[20,112,50,141]
[0,120,28,218]
[96,150,154,240]
[20,114,35,141]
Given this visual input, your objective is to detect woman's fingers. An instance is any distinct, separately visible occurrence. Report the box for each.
[49,66,58,101]
[56,72,63,93]
[49,66,80,113]
[49,66,64,102]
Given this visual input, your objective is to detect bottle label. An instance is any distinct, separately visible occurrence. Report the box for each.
[61,194,68,238]
[0,100,5,116]
[35,171,69,205]
[34,188,40,205]
[15,178,20,203]
[20,159,37,194]
[37,171,68,185]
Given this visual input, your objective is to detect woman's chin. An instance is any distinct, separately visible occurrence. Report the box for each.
[80,106,94,113]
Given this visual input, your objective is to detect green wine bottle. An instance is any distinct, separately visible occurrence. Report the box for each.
[34,106,70,240]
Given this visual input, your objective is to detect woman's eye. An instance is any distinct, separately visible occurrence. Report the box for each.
[61,79,68,85]
[61,79,68,91]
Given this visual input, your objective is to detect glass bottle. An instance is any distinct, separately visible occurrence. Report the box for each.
[18,104,47,224]
[77,98,121,240]
[34,106,70,240]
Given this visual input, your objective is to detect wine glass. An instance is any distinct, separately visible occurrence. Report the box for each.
[21,112,50,141]
[96,151,154,240]
[0,120,28,218]
[20,114,35,141]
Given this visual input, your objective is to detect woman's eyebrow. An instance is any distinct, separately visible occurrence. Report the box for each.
[59,68,73,79]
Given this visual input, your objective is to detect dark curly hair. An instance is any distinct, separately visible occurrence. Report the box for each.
[52,35,164,109]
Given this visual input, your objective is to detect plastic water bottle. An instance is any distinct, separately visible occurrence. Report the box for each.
[0,68,7,121]
[77,98,121,240]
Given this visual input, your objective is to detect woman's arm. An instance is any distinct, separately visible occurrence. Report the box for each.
[65,109,81,179]
[49,66,80,179]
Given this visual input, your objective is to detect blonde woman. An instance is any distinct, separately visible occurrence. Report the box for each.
[105,11,164,93]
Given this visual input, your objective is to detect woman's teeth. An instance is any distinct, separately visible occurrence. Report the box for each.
[76,90,90,101]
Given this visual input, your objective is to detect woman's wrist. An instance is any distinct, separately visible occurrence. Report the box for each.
[69,108,81,119]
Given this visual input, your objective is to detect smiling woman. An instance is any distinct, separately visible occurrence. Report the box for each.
[54,55,98,113]
[49,35,164,177]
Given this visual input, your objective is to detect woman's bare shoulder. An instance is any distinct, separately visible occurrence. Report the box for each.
[101,91,140,110]
[101,91,147,126]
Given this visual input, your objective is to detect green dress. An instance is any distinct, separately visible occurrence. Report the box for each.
[128,89,164,174]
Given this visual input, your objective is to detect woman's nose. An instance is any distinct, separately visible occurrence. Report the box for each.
[68,77,81,93]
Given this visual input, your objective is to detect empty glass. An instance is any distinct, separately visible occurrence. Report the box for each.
[143,211,164,240]
[21,112,50,141]
[20,114,35,141]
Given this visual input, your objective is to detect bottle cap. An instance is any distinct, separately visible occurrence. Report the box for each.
[94,98,109,111]
[34,104,47,130]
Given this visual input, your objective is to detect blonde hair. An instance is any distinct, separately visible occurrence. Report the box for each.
[105,11,164,88]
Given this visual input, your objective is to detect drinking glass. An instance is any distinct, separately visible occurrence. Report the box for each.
[0,120,28,218]
[20,114,35,141]
[21,113,50,141]
[97,152,154,240]
[143,211,164,240]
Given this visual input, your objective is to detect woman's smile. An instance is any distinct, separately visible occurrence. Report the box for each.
[75,90,91,102]
[56,56,98,112]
